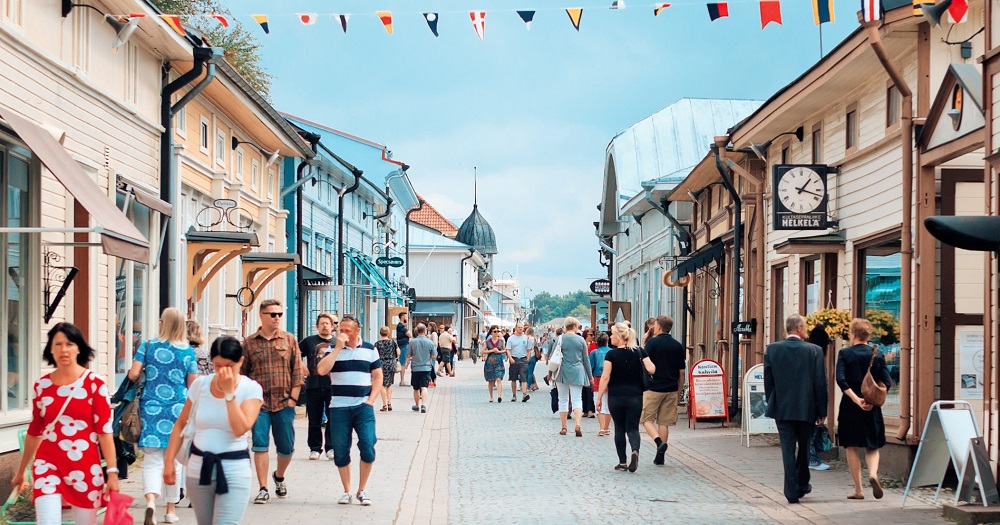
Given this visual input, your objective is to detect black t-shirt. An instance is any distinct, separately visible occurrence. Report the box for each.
[300,334,334,390]
[644,334,686,392]
[605,347,645,398]
[396,322,409,347]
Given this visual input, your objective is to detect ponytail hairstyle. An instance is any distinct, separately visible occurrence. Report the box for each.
[611,322,637,349]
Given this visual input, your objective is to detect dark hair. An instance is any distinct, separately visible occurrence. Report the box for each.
[596,332,609,347]
[656,315,674,335]
[210,335,244,362]
[43,322,95,367]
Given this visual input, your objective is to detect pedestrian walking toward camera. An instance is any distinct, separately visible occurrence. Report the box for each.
[299,313,337,461]
[554,317,593,437]
[163,336,263,525]
[597,323,655,472]
[526,327,541,391]
[642,315,686,466]
[240,299,303,504]
[317,316,383,506]
[127,307,198,525]
[448,326,459,372]
[506,324,531,402]
[396,312,411,387]
[438,325,454,378]
[428,322,439,387]
[483,326,506,402]
[407,324,436,413]
[837,318,892,500]
[764,314,828,504]
[375,327,399,412]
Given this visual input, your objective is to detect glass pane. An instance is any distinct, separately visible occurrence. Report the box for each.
[132,263,147,363]
[863,243,902,420]
[7,153,29,409]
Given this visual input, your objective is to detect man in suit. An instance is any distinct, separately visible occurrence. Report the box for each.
[764,314,828,504]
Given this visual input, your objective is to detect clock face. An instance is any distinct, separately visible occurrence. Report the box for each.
[777,167,825,213]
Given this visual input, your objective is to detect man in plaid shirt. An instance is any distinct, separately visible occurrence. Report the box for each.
[241,298,303,504]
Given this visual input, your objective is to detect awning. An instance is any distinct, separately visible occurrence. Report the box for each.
[774,232,846,255]
[241,253,300,311]
[129,185,173,217]
[300,264,333,290]
[186,229,259,302]
[673,239,725,278]
[344,251,405,303]
[412,302,456,317]
[465,304,486,320]
[0,105,149,262]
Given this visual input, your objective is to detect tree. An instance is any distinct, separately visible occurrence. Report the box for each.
[150,0,273,98]
[532,290,600,323]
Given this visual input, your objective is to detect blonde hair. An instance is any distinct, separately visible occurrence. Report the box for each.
[611,322,637,348]
[564,316,580,331]
[159,307,187,345]
[379,326,390,337]
[185,320,204,348]
[850,318,873,342]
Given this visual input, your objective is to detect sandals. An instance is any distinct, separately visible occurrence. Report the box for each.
[847,493,865,500]
[388,404,393,411]
[575,425,583,437]
[380,405,387,412]
[614,464,628,471]
[559,428,567,436]
[870,477,884,499]
[597,429,610,436]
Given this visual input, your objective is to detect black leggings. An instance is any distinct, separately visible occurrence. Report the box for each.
[608,394,643,464]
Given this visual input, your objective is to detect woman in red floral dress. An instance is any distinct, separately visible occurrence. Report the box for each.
[11,323,119,525]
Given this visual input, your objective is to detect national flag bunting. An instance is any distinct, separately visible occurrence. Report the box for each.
[377,11,393,35]
[911,0,922,16]
[948,0,969,23]
[297,13,317,25]
[812,0,834,25]
[470,11,486,41]
[566,8,583,31]
[209,13,228,28]
[424,13,439,37]
[161,14,185,35]
[517,10,535,29]
[251,14,269,34]
[654,4,671,16]
[338,14,350,33]
[707,3,729,21]
[610,0,626,9]
[760,1,782,28]
[861,0,881,22]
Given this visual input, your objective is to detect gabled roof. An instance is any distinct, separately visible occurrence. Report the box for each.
[409,224,474,250]
[410,194,458,238]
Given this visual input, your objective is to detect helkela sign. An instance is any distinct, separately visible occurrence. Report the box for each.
[589,278,611,296]
[376,256,404,268]
[772,164,831,230]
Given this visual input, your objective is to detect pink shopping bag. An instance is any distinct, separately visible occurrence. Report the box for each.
[104,492,134,525]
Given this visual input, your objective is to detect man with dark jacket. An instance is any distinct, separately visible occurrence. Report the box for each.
[764,314,828,504]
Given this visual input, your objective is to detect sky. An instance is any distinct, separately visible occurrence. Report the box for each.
[220,0,860,296]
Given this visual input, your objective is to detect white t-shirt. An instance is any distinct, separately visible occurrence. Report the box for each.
[189,375,263,457]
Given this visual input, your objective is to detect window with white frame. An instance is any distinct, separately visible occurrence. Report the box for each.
[216,131,226,165]
[267,169,275,198]
[251,160,259,190]
[176,106,187,138]
[199,118,209,153]
[234,149,244,182]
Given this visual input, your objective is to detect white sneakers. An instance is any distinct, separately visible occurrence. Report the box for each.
[326,450,335,461]
[163,514,179,523]
[309,451,321,460]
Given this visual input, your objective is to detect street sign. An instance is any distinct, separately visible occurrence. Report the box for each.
[590,278,611,296]
[732,319,757,335]
[376,256,404,268]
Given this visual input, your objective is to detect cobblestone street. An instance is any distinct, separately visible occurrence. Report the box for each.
[117,360,955,524]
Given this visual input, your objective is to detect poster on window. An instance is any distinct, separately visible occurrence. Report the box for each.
[958,327,984,400]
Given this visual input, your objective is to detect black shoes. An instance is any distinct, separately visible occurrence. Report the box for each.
[522,394,530,402]
[653,442,668,465]
[628,451,639,473]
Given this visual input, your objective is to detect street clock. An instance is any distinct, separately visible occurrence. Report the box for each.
[772,165,831,230]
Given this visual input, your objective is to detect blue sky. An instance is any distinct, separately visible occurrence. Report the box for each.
[220,0,860,296]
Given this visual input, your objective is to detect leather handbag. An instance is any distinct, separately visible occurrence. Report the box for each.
[861,345,887,407]
[119,344,148,444]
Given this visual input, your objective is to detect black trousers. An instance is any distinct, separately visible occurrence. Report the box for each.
[776,420,813,502]
[608,394,643,464]
[306,387,332,453]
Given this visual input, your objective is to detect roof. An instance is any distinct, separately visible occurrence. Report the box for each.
[455,204,498,255]
[409,224,474,250]
[410,195,459,238]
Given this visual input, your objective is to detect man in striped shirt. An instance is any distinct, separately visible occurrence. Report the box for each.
[317,316,383,506]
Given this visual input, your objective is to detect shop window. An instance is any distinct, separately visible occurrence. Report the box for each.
[801,257,821,315]
[886,85,901,128]
[114,190,151,387]
[857,237,902,420]
[771,264,788,341]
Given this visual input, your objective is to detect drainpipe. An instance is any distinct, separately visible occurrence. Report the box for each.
[712,142,743,419]
[460,249,476,349]
[405,200,427,279]
[296,133,320,338]
[865,21,913,441]
[159,46,219,312]
[642,187,693,348]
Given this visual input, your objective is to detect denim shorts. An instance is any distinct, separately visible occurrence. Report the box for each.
[399,344,409,366]
[251,406,296,456]
[327,403,377,467]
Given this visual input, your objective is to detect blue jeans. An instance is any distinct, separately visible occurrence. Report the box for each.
[251,406,296,456]
[527,354,538,388]
[328,404,377,467]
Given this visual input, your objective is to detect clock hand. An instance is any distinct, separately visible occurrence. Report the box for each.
[798,188,824,198]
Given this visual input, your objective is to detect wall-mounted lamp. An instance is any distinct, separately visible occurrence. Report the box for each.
[232,137,280,167]
[746,126,805,162]
[61,1,140,51]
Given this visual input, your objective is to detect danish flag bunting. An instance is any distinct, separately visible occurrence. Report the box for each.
[161,15,185,35]
[470,11,486,41]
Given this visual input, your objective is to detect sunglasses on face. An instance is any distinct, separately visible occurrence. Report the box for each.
[491,330,499,333]
[264,312,283,318]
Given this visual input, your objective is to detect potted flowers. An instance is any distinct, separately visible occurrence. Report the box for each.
[805,308,852,340]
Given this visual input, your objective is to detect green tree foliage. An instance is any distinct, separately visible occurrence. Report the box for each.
[150,0,273,99]
[532,290,599,323]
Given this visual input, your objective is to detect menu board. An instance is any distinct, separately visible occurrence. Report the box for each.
[689,359,729,428]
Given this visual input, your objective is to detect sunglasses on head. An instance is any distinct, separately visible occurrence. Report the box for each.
[264,312,283,318]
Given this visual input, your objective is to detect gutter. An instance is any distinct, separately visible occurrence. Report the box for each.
[459,249,476,348]
[295,133,320,337]
[711,140,743,419]
[864,20,913,442]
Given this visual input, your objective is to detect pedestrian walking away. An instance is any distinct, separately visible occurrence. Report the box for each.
[437,324,455,378]
[506,324,531,402]
[807,324,832,472]
[483,326,506,402]
[127,307,198,525]
[163,336,263,525]
[641,315,686,466]
[837,318,892,501]
[396,312,411,387]
[407,324,437,413]
[553,317,593,437]
[188,320,211,377]
[241,299,303,504]
[589,332,613,436]
[300,313,338,461]
[597,323,655,472]
[526,327,540,391]
[317,316,384,506]
[374,326,399,412]
[764,314,828,504]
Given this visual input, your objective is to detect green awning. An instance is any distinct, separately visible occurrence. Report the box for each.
[344,251,405,303]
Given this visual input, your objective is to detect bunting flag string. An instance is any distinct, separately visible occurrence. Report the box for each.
[861,0,880,23]
[161,14,185,35]
[811,0,833,25]
[470,11,486,41]
[338,14,350,33]
[760,0,781,28]
[377,10,393,34]
[566,8,583,31]
[297,13,317,25]
[948,0,969,24]
[517,10,535,29]
[251,14,269,34]
[424,12,440,37]
[610,1,626,9]
[707,3,728,21]
[654,4,671,16]
[209,12,229,28]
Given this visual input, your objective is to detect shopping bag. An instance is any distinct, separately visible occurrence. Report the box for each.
[813,425,833,453]
[105,491,135,525]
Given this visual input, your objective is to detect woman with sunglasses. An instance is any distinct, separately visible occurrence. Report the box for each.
[483,326,506,402]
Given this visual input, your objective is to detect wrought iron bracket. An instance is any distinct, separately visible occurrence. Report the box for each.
[43,250,79,323]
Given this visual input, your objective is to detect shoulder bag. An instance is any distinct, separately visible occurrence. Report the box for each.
[637,348,654,391]
[861,345,887,407]
[119,343,148,444]
[46,370,90,437]
[547,335,563,373]
[176,377,201,466]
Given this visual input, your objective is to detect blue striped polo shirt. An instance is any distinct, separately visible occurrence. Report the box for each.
[327,342,382,408]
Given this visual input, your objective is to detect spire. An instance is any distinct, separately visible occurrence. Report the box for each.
[473,166,478,208]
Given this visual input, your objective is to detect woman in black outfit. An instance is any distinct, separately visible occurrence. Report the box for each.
[596,322,656,473]
[836,318,892,500]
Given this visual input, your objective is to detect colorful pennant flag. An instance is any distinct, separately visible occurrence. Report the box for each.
[209,13,228,27]
[566,8,583,31]
[812,0,834,25]
[423,13,439,37]
[610,0,626,9]
[948,0,969,23]
[470,11,486,41]
[338,14,350,33]
[251,14,269,34]
[297,13,318,25]
[654,3,671,16]
[127,13,146,18]
[707,3,729,21]
[911,0,922,16]
[377,11,393,35]
[517,10,535,29]
[760,1,782,28]
[861,0,881,22]
[161,14,185,35]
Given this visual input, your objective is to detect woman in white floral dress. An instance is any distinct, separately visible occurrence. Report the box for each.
[12,322,119,525]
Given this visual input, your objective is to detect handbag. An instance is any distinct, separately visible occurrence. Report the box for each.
[547,336,563,373]
[104,490,135,525]
[861,345,887,407]
[119,343,148,444]
[813,425,833,453]
[638,348,654,391]
[47,370,89,437]
[176,377,201,467]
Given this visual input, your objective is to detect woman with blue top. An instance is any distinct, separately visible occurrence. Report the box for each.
[127,308,198,525]
[589,332,612,437]
[553,317,593,437]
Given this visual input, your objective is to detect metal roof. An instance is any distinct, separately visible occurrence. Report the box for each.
[455,205,498,255]
[409,224,475,250]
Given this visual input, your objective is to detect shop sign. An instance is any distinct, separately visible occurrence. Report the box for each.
[742,364,777,445]
[590,278,611,296]
[689,359,729,428]
[376,256,404,268]
[772,165,831,231]
[732,319,757,335]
